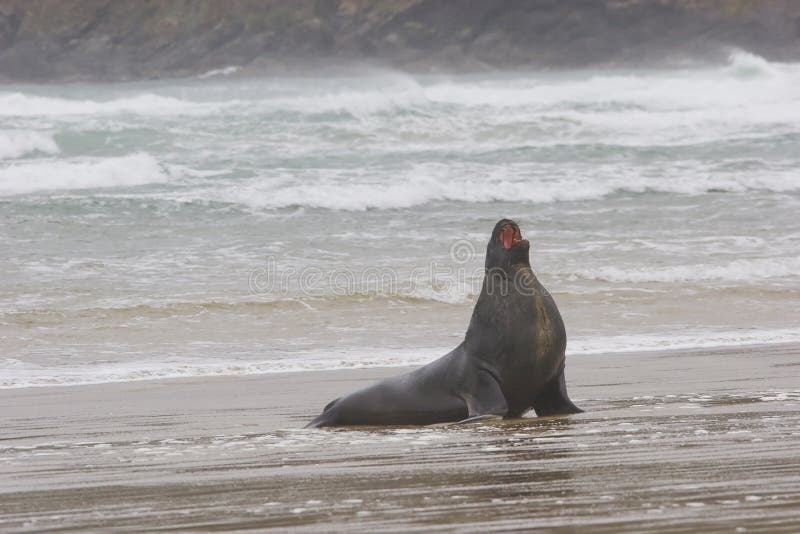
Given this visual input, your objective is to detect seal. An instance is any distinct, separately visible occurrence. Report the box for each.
[306,219,582,428]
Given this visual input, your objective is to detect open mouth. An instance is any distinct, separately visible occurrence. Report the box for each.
[499,224,524,249]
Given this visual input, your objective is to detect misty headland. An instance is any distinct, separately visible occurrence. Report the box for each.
[2,0,800,82]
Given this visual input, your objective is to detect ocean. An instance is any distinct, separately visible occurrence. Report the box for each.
[1,50,799,388]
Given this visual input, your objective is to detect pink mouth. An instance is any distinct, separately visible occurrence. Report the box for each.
[499,225,522,249]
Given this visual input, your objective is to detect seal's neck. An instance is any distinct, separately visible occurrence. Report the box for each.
[475,263,538,311]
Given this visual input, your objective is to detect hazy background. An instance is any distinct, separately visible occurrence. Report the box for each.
[2,0,800,81]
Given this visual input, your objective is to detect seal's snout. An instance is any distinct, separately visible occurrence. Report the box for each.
[487,219,531,271]
[498,223,525,249]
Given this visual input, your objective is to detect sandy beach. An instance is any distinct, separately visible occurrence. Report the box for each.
[1,343,798,532]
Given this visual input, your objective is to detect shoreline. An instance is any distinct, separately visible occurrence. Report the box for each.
[4,337,800,392]
[2,342,799,531]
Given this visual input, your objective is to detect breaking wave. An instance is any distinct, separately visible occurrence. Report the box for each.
[191,166,800,211]
[570,256,800,284]
[0,92,229,117]
[0,130,60,159]
[0,153,168,196]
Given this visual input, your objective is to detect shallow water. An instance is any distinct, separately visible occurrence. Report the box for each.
[1,51,800,387]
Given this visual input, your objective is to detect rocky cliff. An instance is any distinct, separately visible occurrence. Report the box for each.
[1,0,799,81]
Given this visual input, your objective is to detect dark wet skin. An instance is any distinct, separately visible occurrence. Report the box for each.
[306,219,582,428]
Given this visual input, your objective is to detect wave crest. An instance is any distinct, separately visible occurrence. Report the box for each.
[725,50,781,79]
[0,130,59,160]
[195,164,800,211]
[0,92,227,117]
[0,153,168,196]
[568,256,800,284]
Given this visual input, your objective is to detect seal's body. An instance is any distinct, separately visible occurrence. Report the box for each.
[306,219,581,428]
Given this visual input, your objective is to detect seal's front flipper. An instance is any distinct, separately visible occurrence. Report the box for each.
[464,369,508,418]
[531,367,582,416]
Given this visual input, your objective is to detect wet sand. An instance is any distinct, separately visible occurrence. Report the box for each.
[1,343,799,532]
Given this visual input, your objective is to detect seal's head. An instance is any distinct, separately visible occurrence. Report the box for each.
[485,218,531,273]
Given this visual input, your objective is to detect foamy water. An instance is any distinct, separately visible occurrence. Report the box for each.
[1,51,799,388]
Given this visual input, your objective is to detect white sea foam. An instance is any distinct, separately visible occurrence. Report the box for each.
[0,153,168,196]
[407,283,478,305]
[2,328,799,389]
[570,256,800,284]
[568,328,800,355]
[239,51,779,126]
[0,348,441,389]
[198,65,242,79]
[0,130,60,159]
[724,49,782,79]
[198,162,800,211]
[0,51,797,141]
[267,85,427,117]
[0,92,229,117]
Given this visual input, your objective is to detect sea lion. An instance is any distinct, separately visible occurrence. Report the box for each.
[306,218,582,428]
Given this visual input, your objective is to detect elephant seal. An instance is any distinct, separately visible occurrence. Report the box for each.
[306,219,581,428]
